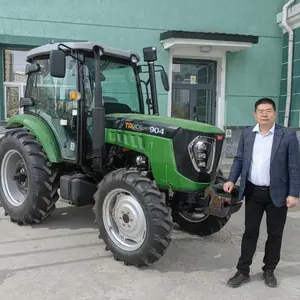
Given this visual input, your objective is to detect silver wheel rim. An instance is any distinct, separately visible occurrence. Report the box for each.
[178,208,209,223]
[102,188,147,252]
[1,149,28,207]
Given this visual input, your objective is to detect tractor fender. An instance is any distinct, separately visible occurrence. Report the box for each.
[5,114,61,163]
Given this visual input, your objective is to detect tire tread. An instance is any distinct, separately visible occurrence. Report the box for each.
[0,128,60,225]
[93,168,173,267]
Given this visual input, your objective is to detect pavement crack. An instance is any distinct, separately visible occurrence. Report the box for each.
[0,242,101,259]
[0,231,96,245]
[0,255,108,283]
[0,269,15,286]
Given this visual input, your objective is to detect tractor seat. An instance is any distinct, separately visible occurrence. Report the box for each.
[103,96,119,103]
[104,102,132,115]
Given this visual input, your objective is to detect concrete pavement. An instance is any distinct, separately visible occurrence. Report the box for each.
[0,200,300,300]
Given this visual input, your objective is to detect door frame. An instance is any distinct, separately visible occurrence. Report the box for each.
[171,58,217,124]
[167,46,226,129]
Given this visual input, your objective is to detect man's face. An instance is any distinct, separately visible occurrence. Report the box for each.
[254,103,277,126]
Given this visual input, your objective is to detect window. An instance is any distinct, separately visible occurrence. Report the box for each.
[4,48,29,119]
[24,53,141,160]
[25,55,79,160]
[85,56,140,114]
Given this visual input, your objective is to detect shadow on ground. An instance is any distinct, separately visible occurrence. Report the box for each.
[32,203,245,273]
[31,204,97,230]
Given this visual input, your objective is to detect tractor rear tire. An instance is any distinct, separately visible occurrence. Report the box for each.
[171,169,231,236]
[93,168,173,267]
[0,128,60,225]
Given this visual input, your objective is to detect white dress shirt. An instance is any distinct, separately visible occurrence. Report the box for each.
[247,123,275,186]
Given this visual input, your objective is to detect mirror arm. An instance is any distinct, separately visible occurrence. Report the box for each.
[25,63,41,75]
[58,43,84,62]
[140,79,152,115]
[138,64,165,73]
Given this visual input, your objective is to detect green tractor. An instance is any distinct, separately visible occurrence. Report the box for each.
[0,42,241,267]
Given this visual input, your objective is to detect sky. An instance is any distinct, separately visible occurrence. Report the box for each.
[9,49,28,72]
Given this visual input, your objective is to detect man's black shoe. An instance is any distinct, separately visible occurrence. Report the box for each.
[263,270,277,287]
[227,271,250,288]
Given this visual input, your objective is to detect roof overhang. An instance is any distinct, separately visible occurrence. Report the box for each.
[160,30,259,52]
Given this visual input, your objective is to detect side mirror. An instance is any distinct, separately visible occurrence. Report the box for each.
[50,50,66,78]
[161,70,169,92]
[20,97,35,107]
[143,46,157,62]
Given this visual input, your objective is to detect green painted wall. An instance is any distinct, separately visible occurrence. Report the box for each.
[226,37,283,126]
[0,0,285,125]
[225,1,285,126]
[278,27,300,127]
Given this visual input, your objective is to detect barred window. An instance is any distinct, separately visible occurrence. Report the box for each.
[4,48,29,119]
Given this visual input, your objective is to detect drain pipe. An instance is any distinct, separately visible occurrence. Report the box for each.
[282,0,295,127]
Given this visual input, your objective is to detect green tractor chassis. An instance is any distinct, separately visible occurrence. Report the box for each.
[0,42,242,267]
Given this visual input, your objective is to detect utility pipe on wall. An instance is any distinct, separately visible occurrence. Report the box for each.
[282,0,295,127]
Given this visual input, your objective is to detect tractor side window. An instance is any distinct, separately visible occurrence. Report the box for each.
[85,57,140,114]
[101,65,139,114]
[25,56,79,161]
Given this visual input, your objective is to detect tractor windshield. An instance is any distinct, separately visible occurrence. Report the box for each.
[84,55,142,114]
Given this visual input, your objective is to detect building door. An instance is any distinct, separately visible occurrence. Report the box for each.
[171,58,217,125]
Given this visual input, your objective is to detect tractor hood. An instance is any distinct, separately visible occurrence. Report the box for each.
[107,113,224,134]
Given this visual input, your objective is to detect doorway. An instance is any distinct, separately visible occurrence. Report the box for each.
[171,58,217,125]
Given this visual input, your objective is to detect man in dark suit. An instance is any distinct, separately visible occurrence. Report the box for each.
[224,98,300,288]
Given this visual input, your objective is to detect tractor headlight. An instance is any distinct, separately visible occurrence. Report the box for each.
[188,136,216,173]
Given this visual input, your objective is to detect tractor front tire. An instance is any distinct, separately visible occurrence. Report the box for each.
[0,128,60,225]
[93,168,173,267]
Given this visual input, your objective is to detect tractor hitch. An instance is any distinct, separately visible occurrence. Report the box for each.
[203,183,242,218]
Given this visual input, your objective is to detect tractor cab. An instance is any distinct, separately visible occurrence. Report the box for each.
[22,42,169,166]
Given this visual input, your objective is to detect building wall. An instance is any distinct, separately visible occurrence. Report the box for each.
[225,36,283,126]
[274,0,300,128]
[225,1,300,158]
[224,0,284,126]
[0,0,293,162]
[0,0,285,124]
[278,29,300,127]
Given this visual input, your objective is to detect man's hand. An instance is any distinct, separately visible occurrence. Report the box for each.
[223,181,234,193]
[286,196,298,208]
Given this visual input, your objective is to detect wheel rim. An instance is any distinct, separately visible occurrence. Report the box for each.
[1,149,28,207]
[178,206,209,223]
[102,188,147,252]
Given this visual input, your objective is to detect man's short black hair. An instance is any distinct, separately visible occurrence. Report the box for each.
[254,98,276,111]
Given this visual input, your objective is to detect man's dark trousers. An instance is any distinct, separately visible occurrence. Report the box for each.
[236,181,288,275]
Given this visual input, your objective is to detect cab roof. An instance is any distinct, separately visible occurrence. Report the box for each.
[26,42,140,61]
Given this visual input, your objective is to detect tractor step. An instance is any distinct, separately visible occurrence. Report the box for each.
[60,174,97,207]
